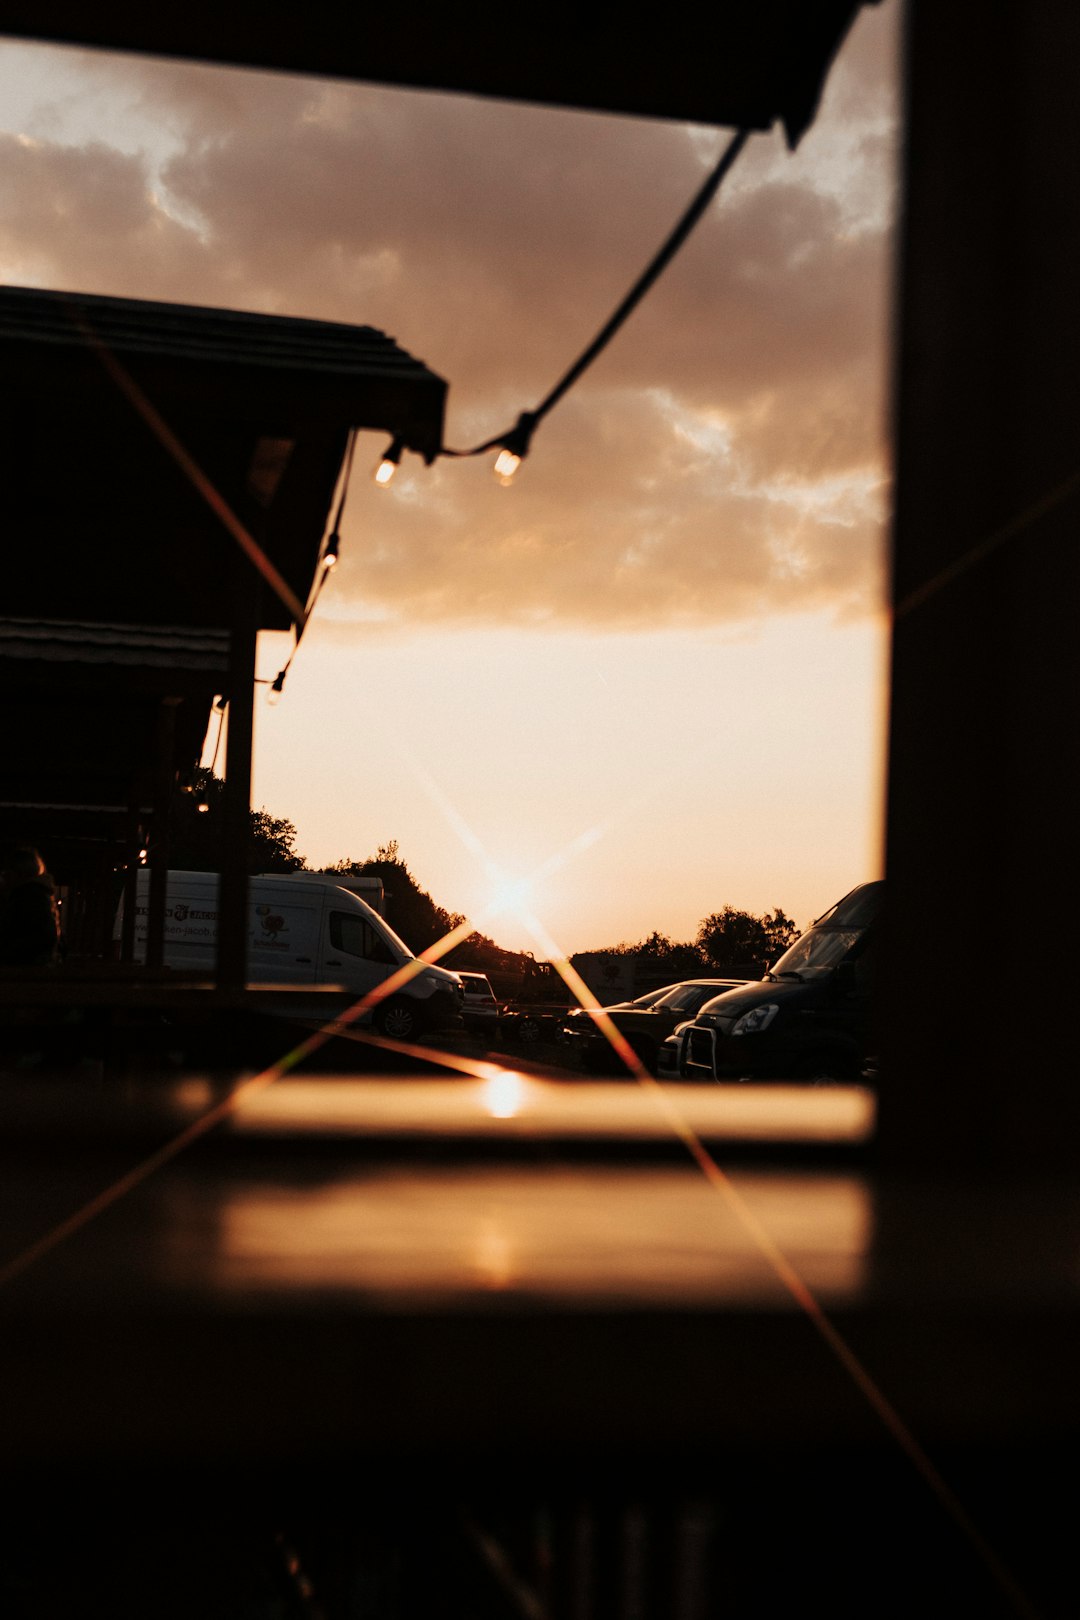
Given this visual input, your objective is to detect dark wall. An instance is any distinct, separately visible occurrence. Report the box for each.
[878,1,1080,1168]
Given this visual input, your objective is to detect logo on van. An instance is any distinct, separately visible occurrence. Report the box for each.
[256,905,287,941]
[173,904,190,923]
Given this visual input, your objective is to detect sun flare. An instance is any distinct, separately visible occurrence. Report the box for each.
[486,871,536,923]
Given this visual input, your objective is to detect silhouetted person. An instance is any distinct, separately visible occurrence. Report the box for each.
[0,845,61,967]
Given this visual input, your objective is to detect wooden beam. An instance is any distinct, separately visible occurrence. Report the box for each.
[217,578,258,991]
[146,700,177,970]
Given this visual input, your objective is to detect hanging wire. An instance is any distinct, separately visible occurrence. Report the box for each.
[436,126,751,469]
[268,428,358,700]
[207,698,226,776]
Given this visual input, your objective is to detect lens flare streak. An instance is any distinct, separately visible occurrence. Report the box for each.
[353,766,1038,1620]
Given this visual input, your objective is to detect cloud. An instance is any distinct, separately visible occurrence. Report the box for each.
[0,133,211,293]
[0,0,898,631]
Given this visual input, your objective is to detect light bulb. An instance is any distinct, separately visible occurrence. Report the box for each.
[494,448,522,483]
[322,532,340,570]
[268,670,286,706]
[374,436,404,486]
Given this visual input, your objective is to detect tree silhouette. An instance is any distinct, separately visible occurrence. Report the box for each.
[170,769,305,874]
[695,906,797,974]
[323,844,463,955]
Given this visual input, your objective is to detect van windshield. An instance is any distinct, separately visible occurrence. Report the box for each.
[767,927,863,981]
[372,914,415,960]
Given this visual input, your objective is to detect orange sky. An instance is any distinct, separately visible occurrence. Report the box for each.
[0,4,899,954]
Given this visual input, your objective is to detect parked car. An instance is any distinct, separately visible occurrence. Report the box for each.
[495,958,577,1044]
[681,881,883,1083]
[562,978,752,1076]
[502,980,700,1049]
[656,1018,698,1079]
[457,971,500,1034]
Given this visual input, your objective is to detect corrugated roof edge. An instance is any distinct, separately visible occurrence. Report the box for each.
[0,285,446,384]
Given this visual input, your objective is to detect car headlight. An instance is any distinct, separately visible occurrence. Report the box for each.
[731,1004,779,1037]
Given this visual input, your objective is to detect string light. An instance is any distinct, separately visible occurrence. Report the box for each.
[268,669,287,705]
[437,129,749,482]
[492,411,537,484]
[321,532,340,570]
[374,436,404,486]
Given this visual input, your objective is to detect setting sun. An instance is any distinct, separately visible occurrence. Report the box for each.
[484,871,537,926]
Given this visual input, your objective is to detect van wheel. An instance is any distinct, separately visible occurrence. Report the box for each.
[375,999,420,1040]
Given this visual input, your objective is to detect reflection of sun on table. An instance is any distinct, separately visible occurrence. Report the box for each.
[206,1163,871,1305]
[162,1077,881,1307]
[473,1216,516,1291]
[480,1070,526,1119]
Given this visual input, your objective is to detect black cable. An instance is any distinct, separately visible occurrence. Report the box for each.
[269,427,357,700]
[439,126,751,463]
[326,425,358,546]
[208,702,225,774]
[271,128,750,701]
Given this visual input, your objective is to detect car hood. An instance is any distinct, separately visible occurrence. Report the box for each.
[567,1006,676,1034]
[425,964,464,988]
[691,978,814,1024]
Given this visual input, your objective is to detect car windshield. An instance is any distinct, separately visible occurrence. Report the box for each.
[811,881,884,930]
[654,983,727,1014]
[768,927,863,981]
[629,985,678,1008]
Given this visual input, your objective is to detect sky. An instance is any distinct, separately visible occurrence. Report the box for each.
[0,4,900,955]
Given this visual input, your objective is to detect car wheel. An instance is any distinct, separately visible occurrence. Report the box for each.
[374,998,420,1040]
[518,1016,542,1044]
[789,1051,852,1085]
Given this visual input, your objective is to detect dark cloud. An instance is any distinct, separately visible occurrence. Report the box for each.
[0,0,898,631]
[334,386,886,632]
[0,133,212,295]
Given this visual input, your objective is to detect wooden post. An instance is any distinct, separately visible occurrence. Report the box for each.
[218,576,258,991]
[146,698,177,970]
[878,2,1080,1170]
[120,794,141,966]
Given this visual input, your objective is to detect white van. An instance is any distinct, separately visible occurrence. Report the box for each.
[316,873,385,916]
[119,870,462,1039]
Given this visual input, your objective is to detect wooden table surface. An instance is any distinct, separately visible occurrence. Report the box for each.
[0,1066,1075,1613]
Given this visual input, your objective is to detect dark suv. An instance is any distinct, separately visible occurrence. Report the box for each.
[682,882,883,1083]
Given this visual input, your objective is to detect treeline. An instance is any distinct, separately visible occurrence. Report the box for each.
[594,908,798,979]
[171,771,799,991]
[323,841,530,993]
[170,776,534,993]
